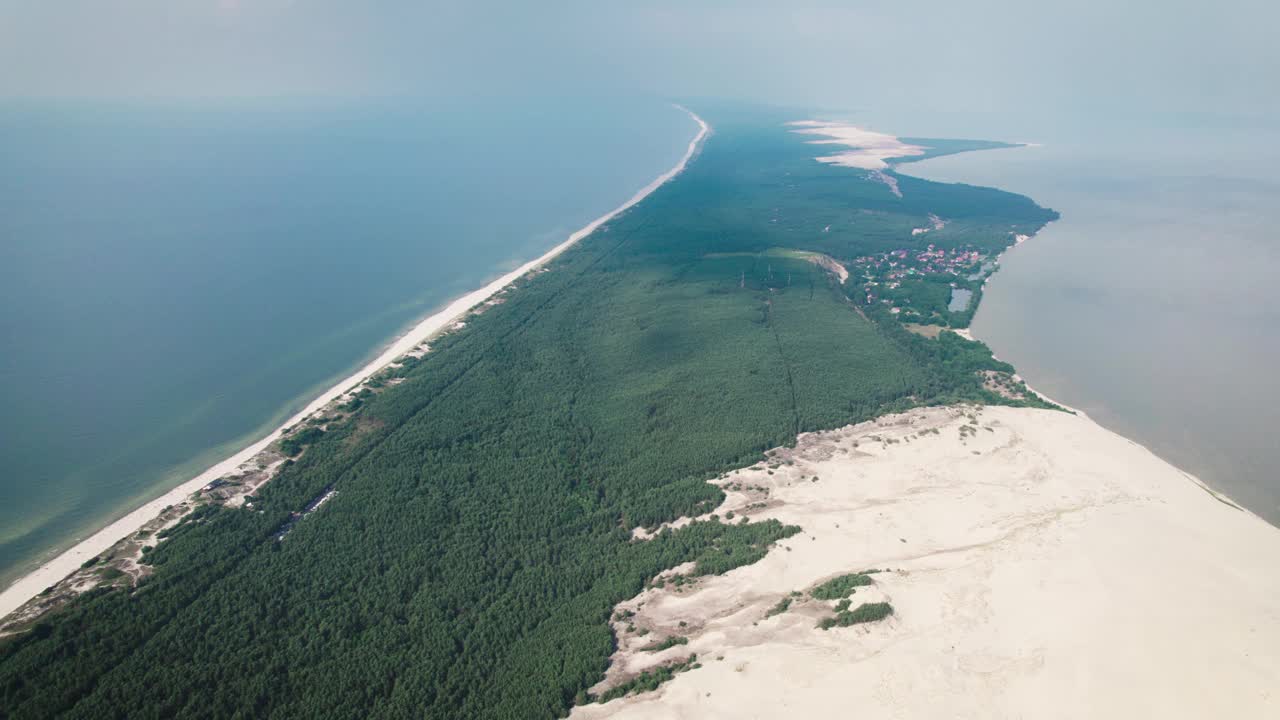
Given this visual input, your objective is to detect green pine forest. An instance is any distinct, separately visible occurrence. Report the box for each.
[0,105,1058,719]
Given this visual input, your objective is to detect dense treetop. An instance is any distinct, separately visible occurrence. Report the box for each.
[0,105,1056,719]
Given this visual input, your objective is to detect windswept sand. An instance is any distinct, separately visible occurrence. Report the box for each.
[792,250,848,284]
[574,405,1280,719]
[788,120,925,170]
[0,107,710,622]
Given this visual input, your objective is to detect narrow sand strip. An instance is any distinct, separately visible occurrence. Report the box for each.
[0,107,710,621]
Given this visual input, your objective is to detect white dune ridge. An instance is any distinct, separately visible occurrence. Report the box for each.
[574,405,1280,719]
[787,120,925,170]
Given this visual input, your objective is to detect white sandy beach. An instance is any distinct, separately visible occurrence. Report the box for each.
[0,107,710,622]
[572,405,1280,719]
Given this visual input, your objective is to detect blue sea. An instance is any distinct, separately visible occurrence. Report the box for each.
[0,98,698,588]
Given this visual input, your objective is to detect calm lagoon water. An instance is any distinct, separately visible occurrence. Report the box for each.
[0,99,697,588]
[887,114,1280,525]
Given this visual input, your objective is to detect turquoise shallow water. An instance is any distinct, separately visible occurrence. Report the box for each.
[0,98,697,588]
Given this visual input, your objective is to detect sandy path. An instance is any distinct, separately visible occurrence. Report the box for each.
[0,106,710,621]
[574,406,1280,719]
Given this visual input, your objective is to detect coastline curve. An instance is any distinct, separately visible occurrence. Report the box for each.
[0,106,711,621]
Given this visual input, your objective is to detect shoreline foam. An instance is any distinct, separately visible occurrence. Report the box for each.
[0,106,710,622]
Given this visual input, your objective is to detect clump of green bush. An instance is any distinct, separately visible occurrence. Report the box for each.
[765,597,792,618]
[817,602,893,630]
[640,635,688,653]
[595,655,698,703]
[810,572,874,600]
[280,426,325,457]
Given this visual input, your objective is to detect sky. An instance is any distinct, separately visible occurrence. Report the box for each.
[1,0,1277,121]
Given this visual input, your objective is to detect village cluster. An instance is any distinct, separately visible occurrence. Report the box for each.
[850,244,990,320]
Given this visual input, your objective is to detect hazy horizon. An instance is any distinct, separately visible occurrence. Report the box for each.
[2,1,1276,124]
[5,5,1280,713]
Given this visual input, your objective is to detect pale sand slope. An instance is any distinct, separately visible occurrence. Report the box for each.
[574,406,1280,719]
[787,120,924,169]
[0,108,710,621]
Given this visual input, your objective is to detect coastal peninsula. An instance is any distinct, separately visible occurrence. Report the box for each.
[3,105,1277,720]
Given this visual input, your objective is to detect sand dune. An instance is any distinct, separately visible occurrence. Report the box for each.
[787,120,924,170]
[574,406,1280,719]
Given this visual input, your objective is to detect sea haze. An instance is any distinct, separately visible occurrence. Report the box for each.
[0,98,697,587]
[890,114,1280,525]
